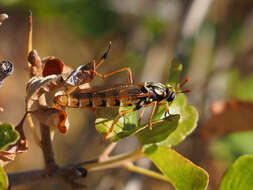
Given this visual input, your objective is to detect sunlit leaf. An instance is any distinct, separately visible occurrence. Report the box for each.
[95,106,139,142]
[219,155,253,190]
[145,145,209,190]
[0,115,28,167]
[0,123,19,151]
[137,114,180,145]
[95,93,196,145]
[0,166,8,190]
[154,93,198,147]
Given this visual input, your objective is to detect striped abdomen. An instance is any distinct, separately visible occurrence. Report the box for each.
[54,93,141,108]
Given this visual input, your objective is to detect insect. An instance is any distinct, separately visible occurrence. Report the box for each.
[54,79,190,139]
[65,41,133,88]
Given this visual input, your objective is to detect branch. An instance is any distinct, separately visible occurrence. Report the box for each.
[8,149,144,187]
[40,123,57,173]
[8,166,87,188]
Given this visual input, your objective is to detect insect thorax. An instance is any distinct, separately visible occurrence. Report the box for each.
[135,82,171,110]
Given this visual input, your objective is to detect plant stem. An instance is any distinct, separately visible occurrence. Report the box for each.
[27,10,32,68]
[27,113,41,147]
[99,142,117,161]
[123,162,170,182]
[40,123,57,173]
[83,148,144,171]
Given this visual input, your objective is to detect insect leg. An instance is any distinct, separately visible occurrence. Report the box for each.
[94,67,133,84]
[138,107,146,125]
[104,107,137,140]
[95,41,112,69]
[158,102,169,117]
[138,101,158,129]
[147,101,158,130]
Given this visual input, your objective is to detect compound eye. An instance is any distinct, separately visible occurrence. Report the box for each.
[167,92,175,102]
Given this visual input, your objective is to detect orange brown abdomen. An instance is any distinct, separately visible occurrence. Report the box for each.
[54,93,141,108]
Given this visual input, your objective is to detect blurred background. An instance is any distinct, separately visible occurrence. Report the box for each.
[0,0,253,189]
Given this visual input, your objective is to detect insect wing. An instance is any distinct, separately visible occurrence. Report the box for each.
[78,83,149,99]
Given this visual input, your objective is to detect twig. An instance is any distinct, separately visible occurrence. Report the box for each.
[27,10,33,69]
[83,148,144,171]
[27,114,41,147]
[123,162,170,183]
[99,142,117,161]
[40,123,57,173]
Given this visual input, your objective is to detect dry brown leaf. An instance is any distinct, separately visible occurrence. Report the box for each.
[28,49,43,77]
[31,106,69,134]
[42,57,64,77]
[200,101,253,141]
[26,74,65,109]
[42,56,72,77]
[0,114,28,167]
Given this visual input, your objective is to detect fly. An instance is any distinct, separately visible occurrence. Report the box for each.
[54,79,190,139]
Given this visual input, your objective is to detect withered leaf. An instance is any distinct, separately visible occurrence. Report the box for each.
[31,106,69,134]
[26,75,65,109]
[42,57,64,77]
[200,101,253,141]
[42,56,72,77]
[0,114,28,167]
[28,50,43,77]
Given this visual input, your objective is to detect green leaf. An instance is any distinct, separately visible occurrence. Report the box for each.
[0,166,8,190]
[0,123,19,151]
[142,15,166,41]
[219,155,253,190]
[95,106,139,142]
[210,132,253,163]
[228,69,253,101]
[156,93,198,147]
[168,58,182,88]
[145,145,209,190]
[137,114,180,145]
